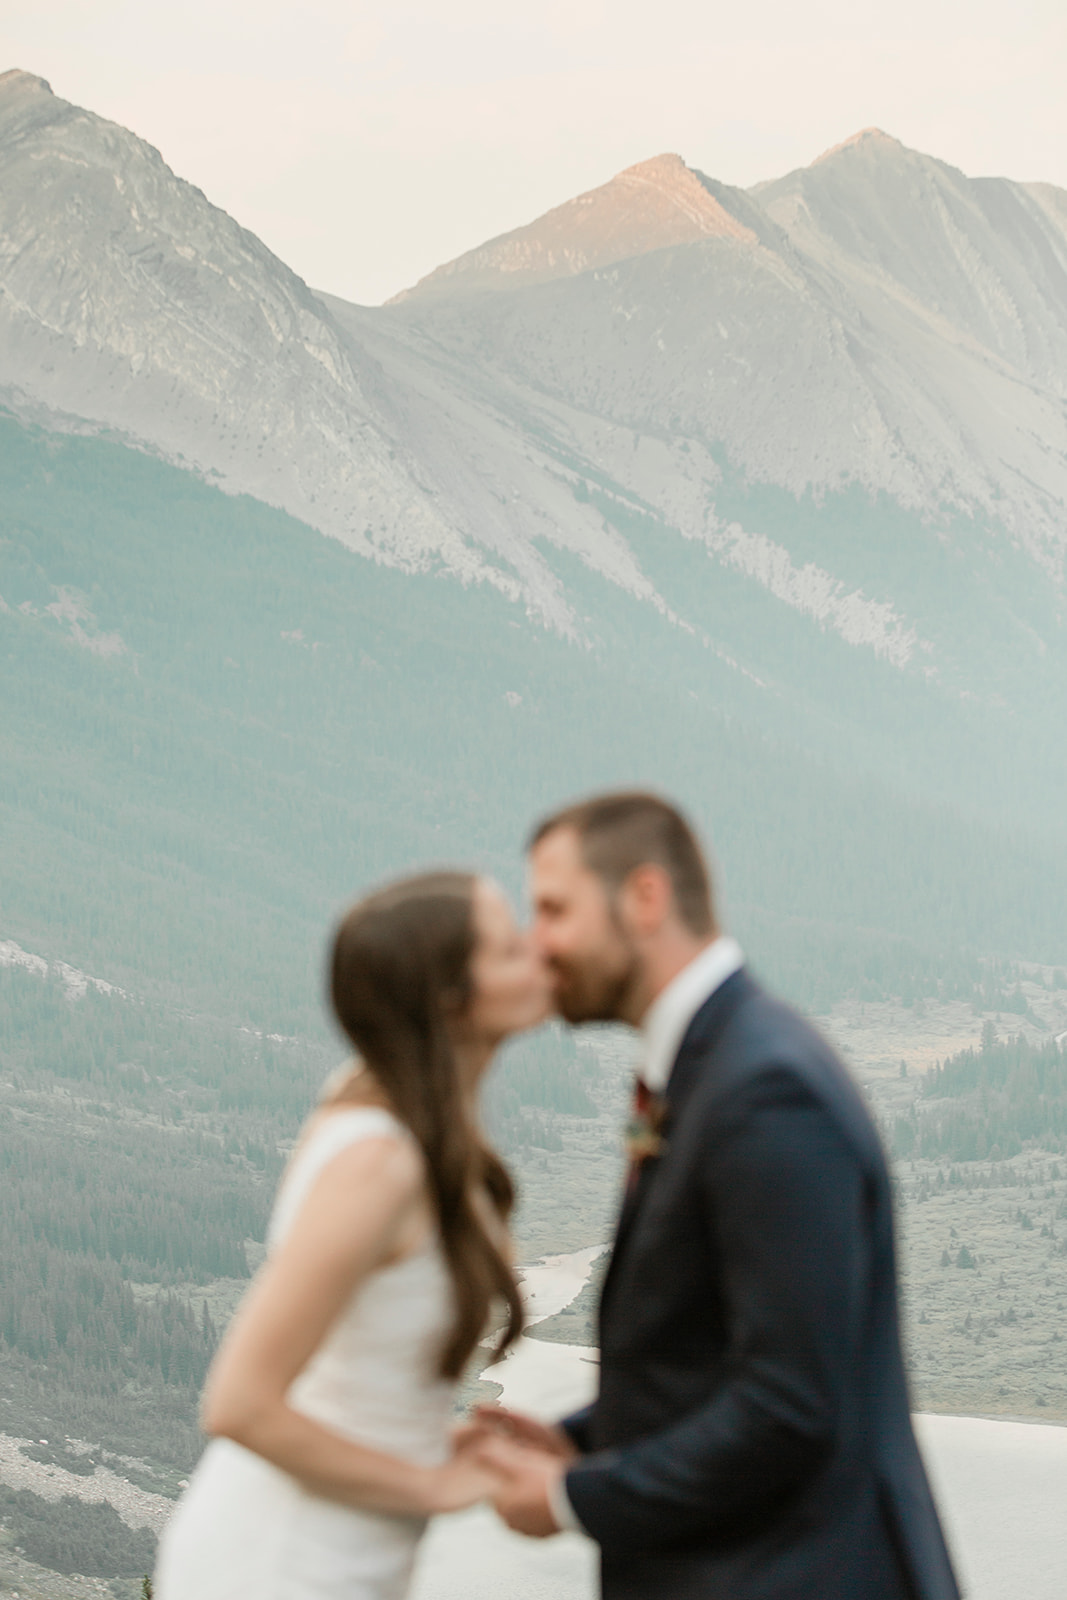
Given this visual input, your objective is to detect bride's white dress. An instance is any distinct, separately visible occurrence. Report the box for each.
[154,1107,456,1600]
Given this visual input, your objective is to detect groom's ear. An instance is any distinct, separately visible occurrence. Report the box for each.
[619,863,673,935]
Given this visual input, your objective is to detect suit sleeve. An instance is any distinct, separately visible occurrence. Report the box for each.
[560,1402,596,1454]
[563,1074,873,1552]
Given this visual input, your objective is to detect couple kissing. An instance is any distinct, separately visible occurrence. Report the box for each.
[156,791,959,1600]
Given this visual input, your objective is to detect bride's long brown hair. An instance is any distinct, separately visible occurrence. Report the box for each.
[327,871,523,1379]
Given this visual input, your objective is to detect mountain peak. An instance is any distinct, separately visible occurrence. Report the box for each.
[812,128,903,166]
[613,151,696,189]
[0,69,54,97]
[391,152,756,303]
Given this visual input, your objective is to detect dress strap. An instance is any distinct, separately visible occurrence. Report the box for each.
[268,1106,410,1250]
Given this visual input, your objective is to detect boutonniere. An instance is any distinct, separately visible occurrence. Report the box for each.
[625,1080,669,1167]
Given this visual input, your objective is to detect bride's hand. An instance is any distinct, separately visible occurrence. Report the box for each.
[423,1450,501,1515]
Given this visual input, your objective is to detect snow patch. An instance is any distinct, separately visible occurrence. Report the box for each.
[0,938,122,1000]
[43,588,127,658]
[706,518,922,666]
[0,941,48,980]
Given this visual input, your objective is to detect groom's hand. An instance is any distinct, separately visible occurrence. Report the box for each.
[475,1438,566,1538]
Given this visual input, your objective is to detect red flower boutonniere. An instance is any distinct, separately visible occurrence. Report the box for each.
[625,1079,669,1168]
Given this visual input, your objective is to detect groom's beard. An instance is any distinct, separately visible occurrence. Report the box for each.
[549,941,641,1025]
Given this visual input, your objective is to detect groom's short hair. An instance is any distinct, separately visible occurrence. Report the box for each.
[529,791,715,937]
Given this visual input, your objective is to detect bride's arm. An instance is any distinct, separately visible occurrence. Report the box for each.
[201,1135,489,1517]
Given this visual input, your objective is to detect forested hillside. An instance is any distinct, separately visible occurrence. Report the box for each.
[5,413,1065,1026]
[897,1029,1067,1162]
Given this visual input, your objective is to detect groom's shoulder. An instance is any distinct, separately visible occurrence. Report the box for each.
[736,977,835,1062]
[689,969,826,1066]
[688,973,876,1139]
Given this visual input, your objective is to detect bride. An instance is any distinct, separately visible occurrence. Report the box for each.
[155,870,551,1599]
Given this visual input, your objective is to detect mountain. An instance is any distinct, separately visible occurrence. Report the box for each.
[2,63,1067,999]
[4,69,1067,671]
[393,125,1067,568]
[0,69,499,595]
[0,68,667,629]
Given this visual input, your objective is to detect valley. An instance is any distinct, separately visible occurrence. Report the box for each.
[3,980,1067,1599]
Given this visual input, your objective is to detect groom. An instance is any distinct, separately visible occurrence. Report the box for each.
[475,792,959,1600]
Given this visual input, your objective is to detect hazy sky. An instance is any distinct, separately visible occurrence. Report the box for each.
[2,1,1064,305]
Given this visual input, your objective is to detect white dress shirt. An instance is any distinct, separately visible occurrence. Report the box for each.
[547,935,745,1533]
[639,935,745,1092]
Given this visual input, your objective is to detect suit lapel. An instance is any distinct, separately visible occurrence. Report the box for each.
[598,969,753,1325]
[661,967,753,1123]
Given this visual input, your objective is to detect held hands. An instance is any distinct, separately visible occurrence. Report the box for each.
[452,1405,577,1538]
[427,1404,556,1515]
[424,1442,502,1515]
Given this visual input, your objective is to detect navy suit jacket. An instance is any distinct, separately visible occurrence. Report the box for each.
[561,970,960,1600]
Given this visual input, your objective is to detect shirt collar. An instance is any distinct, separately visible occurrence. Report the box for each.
[640,935,744,1092]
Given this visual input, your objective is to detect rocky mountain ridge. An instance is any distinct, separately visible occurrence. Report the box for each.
[1,67,1066,676]
[0,69,498,599]
[389,151,758,300]
[390,124,1067,575]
